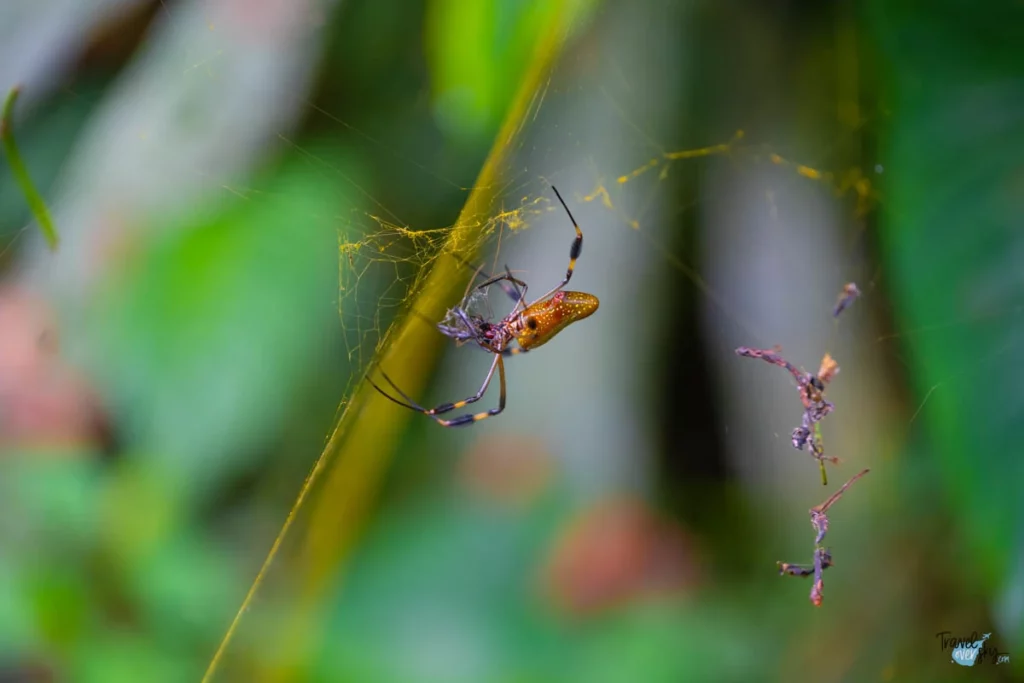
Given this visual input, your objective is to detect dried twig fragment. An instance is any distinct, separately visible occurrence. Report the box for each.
[778,468,869,606]
[833,282,860,318]
[735,345,839,484]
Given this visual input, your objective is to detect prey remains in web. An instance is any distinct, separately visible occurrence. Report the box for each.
[736,282,867,606]
[368,185,599,427]
[777,468,870,607]
[735,282,861,486]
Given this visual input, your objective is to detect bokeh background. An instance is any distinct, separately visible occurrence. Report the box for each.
[1,0,1021,681]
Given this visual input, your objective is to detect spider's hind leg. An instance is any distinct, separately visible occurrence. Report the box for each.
[368,355,506,427]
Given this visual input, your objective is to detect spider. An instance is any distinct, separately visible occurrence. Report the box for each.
[368,185,599,427]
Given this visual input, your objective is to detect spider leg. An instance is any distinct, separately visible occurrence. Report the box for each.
[502,264,528,312]
[531,185,583,303]
[442,354,506,427]
[475,269,529,311]
[369,354,507,427]
[489,264,527,311]
[528,187,585,305]
[367,374,432,414]
[502,265,528,310]
[492,268,525,306]
[449,253,523,305]
[475,270,532,317]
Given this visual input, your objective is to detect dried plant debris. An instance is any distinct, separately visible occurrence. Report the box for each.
[777,549,833,578]
[833,282,860,318]
[735,345,841,484]
[735,283,860,484]
[778,468,869,606]
[738,282,870,606]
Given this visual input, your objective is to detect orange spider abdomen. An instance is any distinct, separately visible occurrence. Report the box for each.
[516,291,599,350]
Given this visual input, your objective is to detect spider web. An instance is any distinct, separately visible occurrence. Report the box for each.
[334,189,547,374]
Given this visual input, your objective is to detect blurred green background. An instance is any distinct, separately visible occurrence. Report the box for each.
[1,0,1021,681]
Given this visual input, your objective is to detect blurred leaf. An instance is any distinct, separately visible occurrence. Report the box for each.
[95,454,241,645]
[3,458,104,547]
[0,456,104,663]
[0,556,40,651]
[313,489,766,683]
[573,602,764,683]
[88,155,349,502]
[24,562,90,650]
[870,0,1024,653]
[127,526,241,647]
[73,629,195,683]
[99,458,179,567]
[425,0,571,143]
[317,495,557,683]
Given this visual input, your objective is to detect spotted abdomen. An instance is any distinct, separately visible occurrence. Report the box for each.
[516,291,599,350]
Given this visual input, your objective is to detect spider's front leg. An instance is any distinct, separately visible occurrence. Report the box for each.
[532,185,584,303]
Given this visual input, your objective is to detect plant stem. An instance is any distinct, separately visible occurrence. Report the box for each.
[2,86,59,250]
